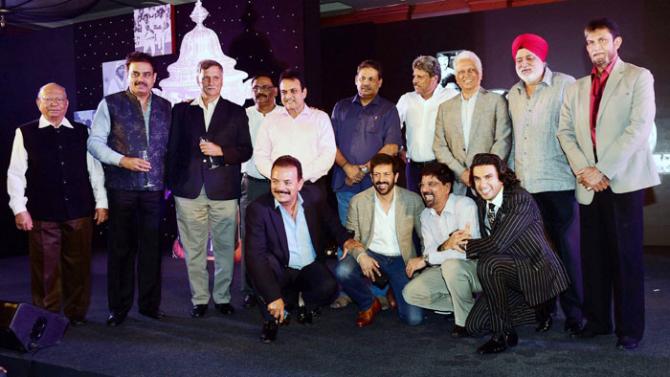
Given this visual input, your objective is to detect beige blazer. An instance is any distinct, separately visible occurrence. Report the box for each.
[346,186,424,263]
[433,87,512,193]
[557,59,660,204]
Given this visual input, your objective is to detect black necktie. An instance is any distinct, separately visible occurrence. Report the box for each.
[487,203,496,230]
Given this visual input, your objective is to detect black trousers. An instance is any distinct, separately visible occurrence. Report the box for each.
[466,254,536,335]
[107,189,163,314]
[580,188,645,340]
[532,190,583,322]
[256,261,337,322]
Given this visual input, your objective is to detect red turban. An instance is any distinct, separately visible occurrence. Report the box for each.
[512,33,548,62]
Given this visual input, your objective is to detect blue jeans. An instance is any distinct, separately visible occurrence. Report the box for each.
[336,251,423,325]
[335,191,387,297]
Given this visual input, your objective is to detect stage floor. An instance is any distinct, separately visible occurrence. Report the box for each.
[1,250,669,377]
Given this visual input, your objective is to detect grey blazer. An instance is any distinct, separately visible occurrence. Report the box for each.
[557,59,660,204]
[346,186,424,263]
[433,87,512,193]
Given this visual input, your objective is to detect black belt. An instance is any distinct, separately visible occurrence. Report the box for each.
[243,173,269,182]
[409,159,436,167]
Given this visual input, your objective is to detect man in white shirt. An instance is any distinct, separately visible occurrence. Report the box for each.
[7,83,108,326]
[402,162,480,337]
[396,55,458,193]
[253,69,336,199]
[433,51,512,196]
[335,153,424,327]
[239,74,283,308]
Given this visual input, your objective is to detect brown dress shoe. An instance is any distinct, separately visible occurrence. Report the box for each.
[356,298,382,328]
[386,287,398,310]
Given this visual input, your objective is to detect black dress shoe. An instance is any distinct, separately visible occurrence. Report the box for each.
[191,304,208,318]
[563,319,583,335]
[69,318,88,327]
[297,307,313,325]
[536,315,553,332]
[451,324,469,338]
[106,312,127,327]
[260,321,278,343]
[215,303,235,315]
[571,325,609,339]
[139,309,166,320]
[616,336,639,350]
[243,293,257,309]
[477,331,518,354]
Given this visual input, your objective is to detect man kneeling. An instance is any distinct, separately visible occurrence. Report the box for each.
[245,155,362,343]
[402,162,480,337]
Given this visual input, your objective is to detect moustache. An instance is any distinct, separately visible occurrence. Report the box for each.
[273,190,291,195]
[134,82,147,87]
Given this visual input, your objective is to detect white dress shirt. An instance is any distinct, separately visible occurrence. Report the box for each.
[420,194,480,264]
[396,85,458,162]
[253,105,336,182]
[367,189,402,257]
[460,91,479,151]
[7,116,108,215]
[191,95,221,131]
[242,104,283,179]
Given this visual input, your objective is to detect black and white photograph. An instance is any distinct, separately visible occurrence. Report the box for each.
[436,49,462,90]
[101,59,127,95]
[133,4,173,57]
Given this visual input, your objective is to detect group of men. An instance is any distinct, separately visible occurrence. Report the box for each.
[8,17,658,354]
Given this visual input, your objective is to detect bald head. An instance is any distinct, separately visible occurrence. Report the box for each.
[36,83,69,125]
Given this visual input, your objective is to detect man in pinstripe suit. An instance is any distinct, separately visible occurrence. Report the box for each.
[463,153,570,354]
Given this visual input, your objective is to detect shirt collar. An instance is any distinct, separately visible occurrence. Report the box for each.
[38,115,73,129]
[352,94,381,106]
[191,94,221,109]
[374,187,397,210]
[274,194,304,210]
[591,56,618,78]
[514,67,554,94]
[429,193,456,217]
[279,104,312,117]
[461,89,479,102]
[414,84,444,101]
[486,186,504,210]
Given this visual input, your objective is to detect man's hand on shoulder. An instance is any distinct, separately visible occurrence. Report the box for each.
[15,211,33,231]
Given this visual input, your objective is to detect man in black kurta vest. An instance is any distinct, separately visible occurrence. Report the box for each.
[88,52,172,327]
[7,83,108,326]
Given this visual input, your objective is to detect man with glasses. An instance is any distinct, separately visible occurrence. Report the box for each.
[239,73,283,308]
[8,83,108,326]
[88,51,172,327]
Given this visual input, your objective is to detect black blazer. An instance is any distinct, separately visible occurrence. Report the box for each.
[466,185,570,306]
[245,189,352,304]
[167,98,252,200]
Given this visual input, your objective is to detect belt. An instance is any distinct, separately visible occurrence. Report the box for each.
[409,159,436,167]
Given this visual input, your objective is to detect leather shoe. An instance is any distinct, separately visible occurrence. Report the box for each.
[106,312,127,327]
[386,287,398,310]
[536,315,553,332]
[215,303,235,315]
[190,304,208,318]
[477,331,518,354]
[355,298,381,328]
[297,306,313,325]
[69,318,88,327]
[571,325,609,339]
[616,336,639,350]
[243,293,257,309]
[260,321,278,343]
[563,319,583,335]
[451,324,469,338]
[139,309,166,320]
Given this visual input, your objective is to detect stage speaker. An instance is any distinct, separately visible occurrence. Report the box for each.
[0,301,68,352]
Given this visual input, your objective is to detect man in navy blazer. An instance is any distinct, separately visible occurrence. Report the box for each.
[167,59,252,318]
[245,155,363,343]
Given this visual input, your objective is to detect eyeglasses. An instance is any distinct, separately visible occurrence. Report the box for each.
[39,97,67,104]
[252,85,275,92]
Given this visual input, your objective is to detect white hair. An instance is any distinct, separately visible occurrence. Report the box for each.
[453,50,483,76]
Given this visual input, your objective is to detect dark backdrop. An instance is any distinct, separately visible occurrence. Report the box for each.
[320,0,669,245]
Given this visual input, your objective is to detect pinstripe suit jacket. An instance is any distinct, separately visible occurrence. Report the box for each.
[466,185,569,306]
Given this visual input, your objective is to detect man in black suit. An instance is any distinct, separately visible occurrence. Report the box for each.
[167,59,252,318]
[462,153,570,354]
[245,155,363,343]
